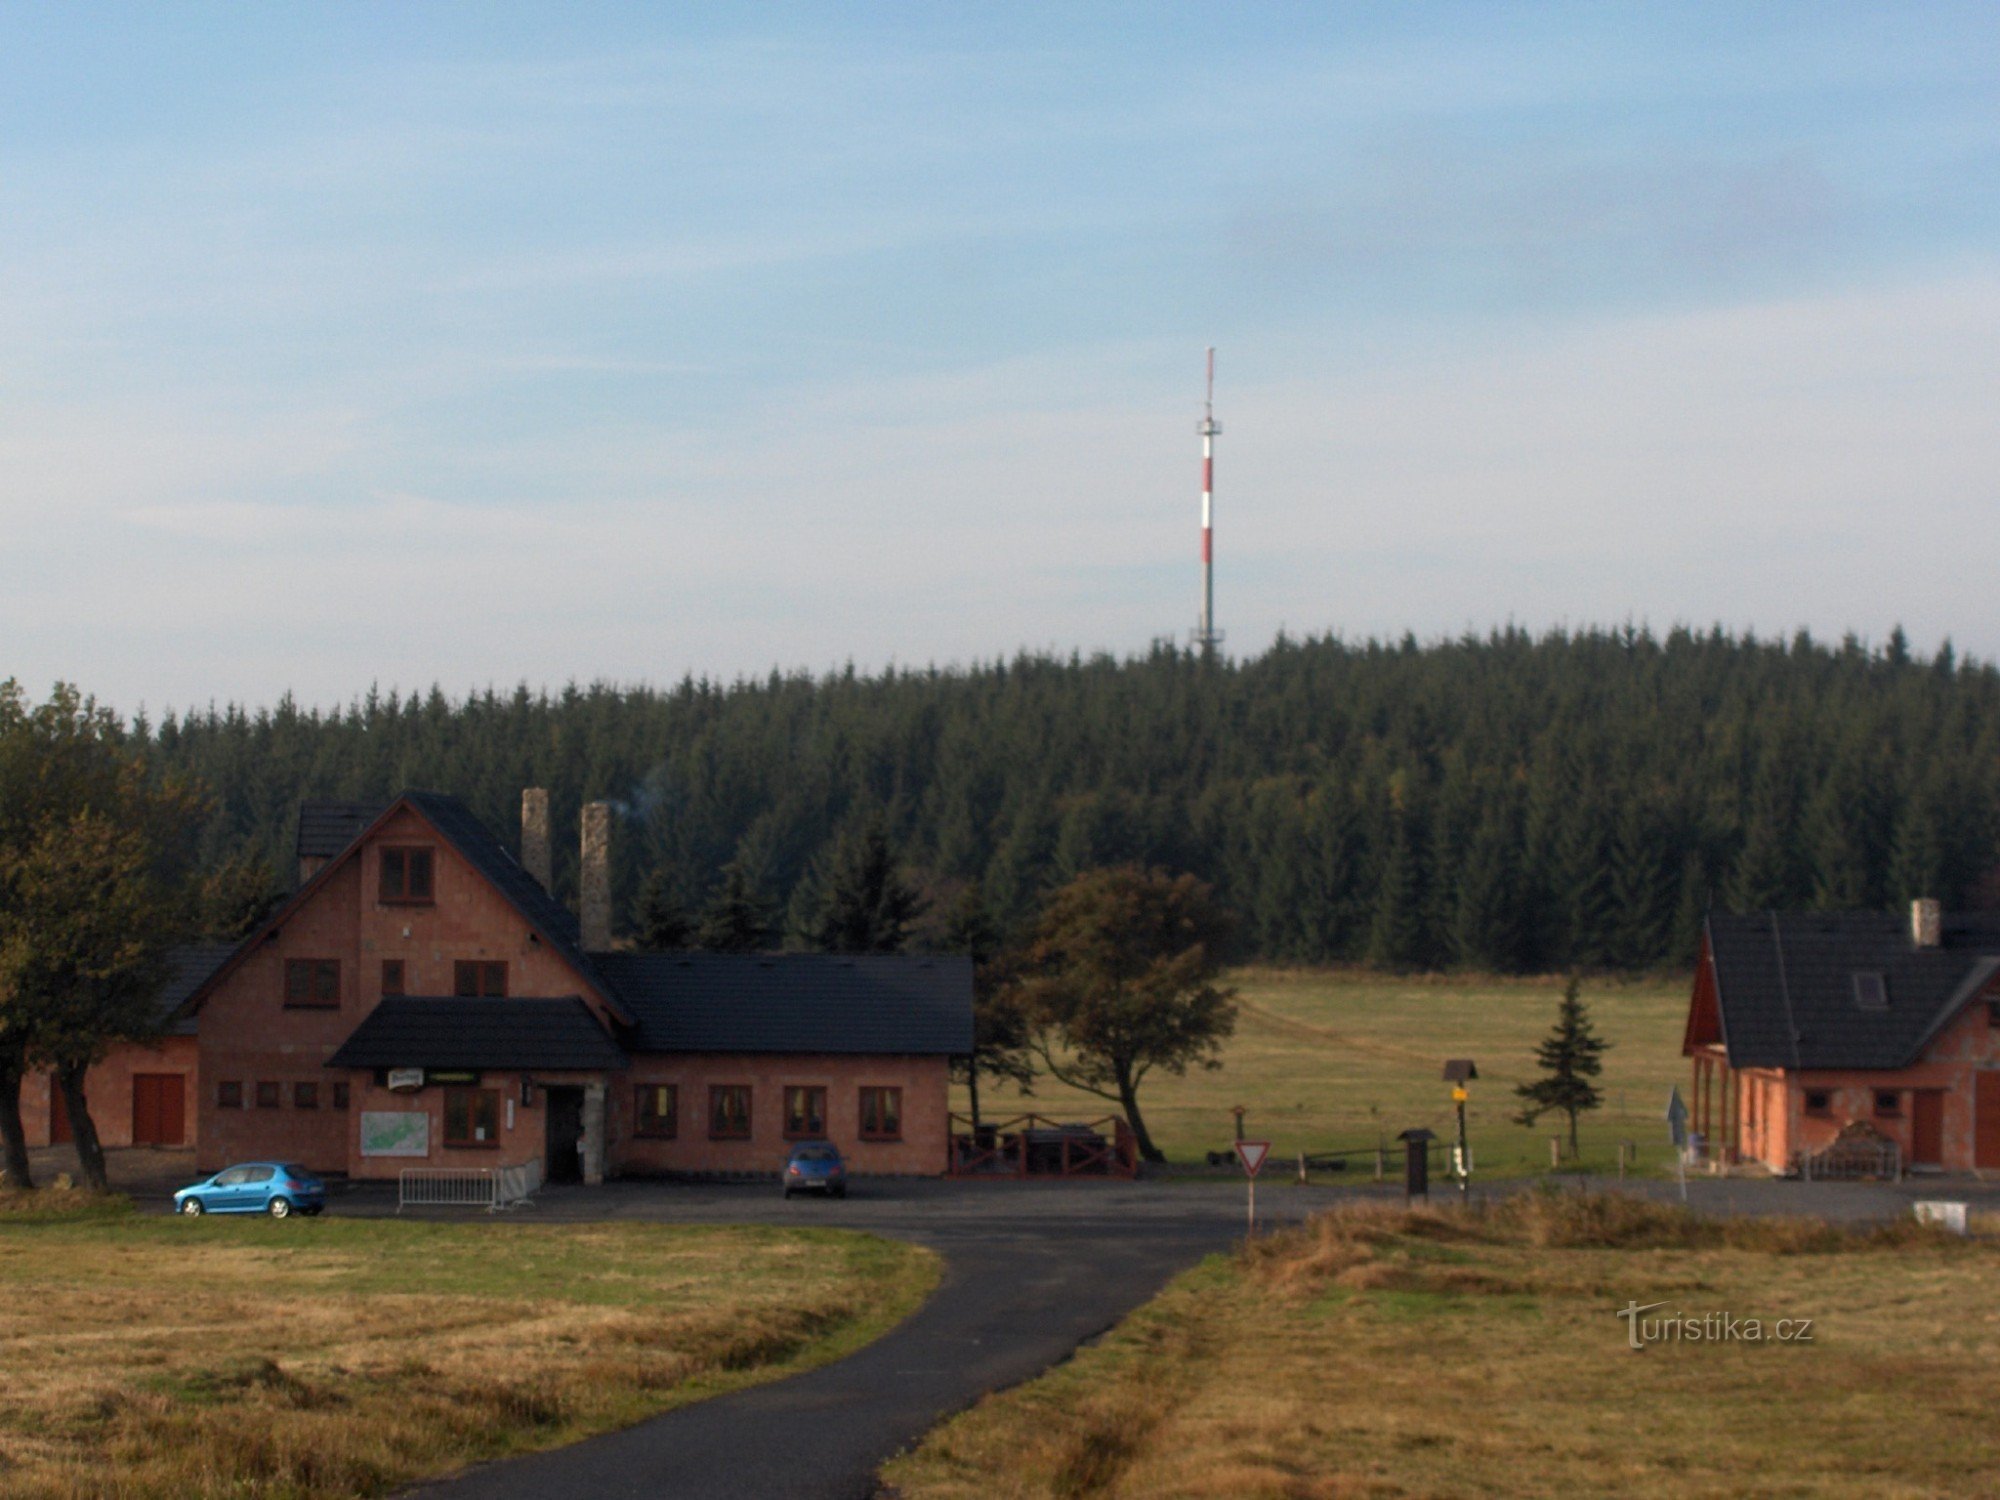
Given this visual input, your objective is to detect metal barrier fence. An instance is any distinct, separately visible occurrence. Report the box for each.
[1798,1138,1901,1181]
[398,1158,544,1212]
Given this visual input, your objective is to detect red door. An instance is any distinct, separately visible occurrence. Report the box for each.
[1911,1090,1945,1167]
[132,1075,186,1147]
[49,1083,71,1145]
[1975,1074,2000,1171]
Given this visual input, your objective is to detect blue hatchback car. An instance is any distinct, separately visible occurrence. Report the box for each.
[781,1141,847,1199]
[175,1162,326,1218]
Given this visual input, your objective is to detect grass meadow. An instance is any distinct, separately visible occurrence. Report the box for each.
[0,1198,935,1499]
[960,967,1693,1177]
[883,1192,2000,1499]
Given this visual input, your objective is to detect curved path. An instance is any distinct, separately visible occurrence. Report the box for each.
[399,1180,1310,1500]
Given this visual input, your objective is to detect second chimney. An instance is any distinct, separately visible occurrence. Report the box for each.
[581,801,613,952]
[521,788,552,892]
[1912,898,1942,949]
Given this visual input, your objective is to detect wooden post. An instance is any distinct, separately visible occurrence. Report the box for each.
[1375,1145,1385,1182]
[1296,1150,1307,1186]
[1617,1141,1629,1180]
[1549,1136,1561,1168]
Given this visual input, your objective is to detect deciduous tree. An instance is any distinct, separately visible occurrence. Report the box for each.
[1020,866,1236,1164]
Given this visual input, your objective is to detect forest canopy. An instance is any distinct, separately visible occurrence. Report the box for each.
[119,624,1999,975]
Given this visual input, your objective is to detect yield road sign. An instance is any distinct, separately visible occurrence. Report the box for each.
[1234,1140,1271,1177]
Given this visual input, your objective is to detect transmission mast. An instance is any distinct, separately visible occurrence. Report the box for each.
[1192,347,1225,657]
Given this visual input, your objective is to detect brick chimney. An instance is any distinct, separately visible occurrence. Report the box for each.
[520,788,551,892]
[1911,897,1942,949]
[580,801,613,952]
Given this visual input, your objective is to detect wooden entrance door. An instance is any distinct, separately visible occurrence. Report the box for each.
[1975,1073,2000,1171]
[1911,1090,1945,1167]
[132,1075,185,1147]
[49,1084,71,1145]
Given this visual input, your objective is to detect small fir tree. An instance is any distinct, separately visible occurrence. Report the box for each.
[694,858,773,953]
[1513,976,1610,1159]
[632,868,694,950]
[806,816,925,954]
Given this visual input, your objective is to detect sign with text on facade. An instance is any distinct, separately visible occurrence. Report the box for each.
[1234,1140,1271,1177]
[387,1068,424,1092]
[360,1111,430,1158]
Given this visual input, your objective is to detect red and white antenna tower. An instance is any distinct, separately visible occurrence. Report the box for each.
[1193,347,1225,656]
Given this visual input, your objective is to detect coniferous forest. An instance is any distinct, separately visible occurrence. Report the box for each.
[126,625,2000,973]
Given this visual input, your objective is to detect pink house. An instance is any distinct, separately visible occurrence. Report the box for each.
[31,790,971,1184]
[1684,900,2000,1174]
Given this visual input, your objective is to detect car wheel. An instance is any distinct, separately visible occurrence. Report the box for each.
[267,1197,292,1219]
[180,1198,205,1216]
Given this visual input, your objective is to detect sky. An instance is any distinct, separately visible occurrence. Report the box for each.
[4,4,1998,715]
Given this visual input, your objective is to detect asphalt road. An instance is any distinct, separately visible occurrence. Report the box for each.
[403,1180,1290,1500]
[55,1150,2000,1499]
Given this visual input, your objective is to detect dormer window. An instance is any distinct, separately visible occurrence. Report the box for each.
[379,847,435,905]
[1852,972,1888,1011]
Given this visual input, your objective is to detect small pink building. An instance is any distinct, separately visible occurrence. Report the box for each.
[36,790,971,1183]
[1684,901,2000,1174]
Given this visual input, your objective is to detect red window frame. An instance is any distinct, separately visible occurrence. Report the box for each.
[859,1086,903,1141]
[453,960,507,998]
[443,1087,501,1148]
[709,1085,752,1140]
[635,1084,678,1139]
[284,958,340,1009]
[783,1085,827,1140]
[379,847,435,905]
[381,959,405,997]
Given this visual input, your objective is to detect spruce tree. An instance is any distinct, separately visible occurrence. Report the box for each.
[632,868,694,951]
[1513,976,1610,1158]
[807,816,925,954]
[695,858,773,953]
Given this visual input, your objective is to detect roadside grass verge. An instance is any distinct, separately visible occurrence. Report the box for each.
[0,1201,937,1498]
[960,966,1691,1178]
[882,1190,1997,1499]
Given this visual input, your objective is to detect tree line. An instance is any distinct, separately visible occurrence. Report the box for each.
[122,624,2000,975]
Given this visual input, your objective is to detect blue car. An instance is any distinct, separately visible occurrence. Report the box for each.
[781,1141,847,1199]
[175,1162,326,1218]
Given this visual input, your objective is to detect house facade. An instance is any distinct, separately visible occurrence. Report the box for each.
[26,790,971,1183]
[1684,901,2000,1174]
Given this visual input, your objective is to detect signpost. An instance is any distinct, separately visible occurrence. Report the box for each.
[1443,1060,1478,1202]
[1666,1086,1690,1203]
[1235,1139,1270,1235]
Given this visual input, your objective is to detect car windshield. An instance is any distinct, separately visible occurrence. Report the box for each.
[793,1148,838,1164]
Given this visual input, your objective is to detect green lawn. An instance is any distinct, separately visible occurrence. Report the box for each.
[961,967,1692,1178]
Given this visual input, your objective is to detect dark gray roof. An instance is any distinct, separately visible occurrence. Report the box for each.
[158,944,235,1036]
[596,952,974,1056]
[1706,911,2000,1070]
[326,997,626,1071]
[296,801,382,860]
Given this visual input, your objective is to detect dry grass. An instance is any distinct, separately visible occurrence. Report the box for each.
[0,1198,936,1499]
[883,1191,2000,1499]
[962,966,1693,1176]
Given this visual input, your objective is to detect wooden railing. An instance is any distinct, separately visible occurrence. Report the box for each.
[947,1114,1139,1179]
